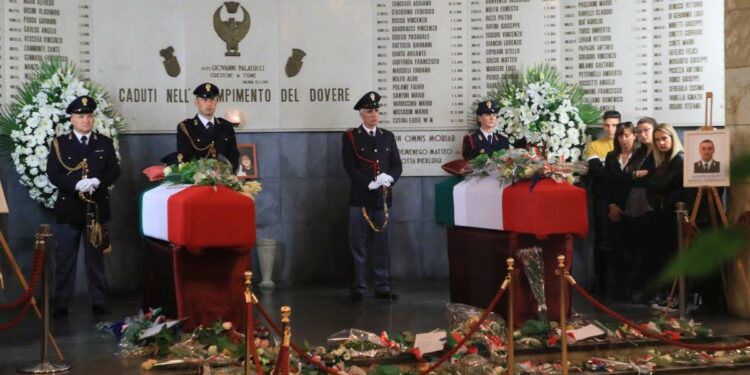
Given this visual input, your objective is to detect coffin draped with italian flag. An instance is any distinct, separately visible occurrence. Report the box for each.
[140,184,256,249]
[140,183,256,331]
[437,176,588,237]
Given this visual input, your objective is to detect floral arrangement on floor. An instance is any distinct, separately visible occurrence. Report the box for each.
[467,148,588,185]
[0,57,123,208]
[163,158,262,199]
[96,305,734,375]
[476,64,600,162]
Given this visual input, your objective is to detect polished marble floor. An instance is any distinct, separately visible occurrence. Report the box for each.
[1,281,749,374]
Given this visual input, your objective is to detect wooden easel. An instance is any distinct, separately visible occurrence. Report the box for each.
[0,182,64,360]
[689,92,728,227]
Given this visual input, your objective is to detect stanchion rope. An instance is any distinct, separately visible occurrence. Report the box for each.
[255,302,343,375]
[0,248,45,311]
[571,282,750,351]
[418,282,508,375]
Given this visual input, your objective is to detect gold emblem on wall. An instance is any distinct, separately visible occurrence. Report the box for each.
[213,1,251,57]
[160,46,181,77]
[285,48,306,78]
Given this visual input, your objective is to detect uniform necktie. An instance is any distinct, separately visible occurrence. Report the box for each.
[207,121,214,135]
[369,130,375,137]
[704,162,709,170]
[487,134,492,144]
[81,135,88,146]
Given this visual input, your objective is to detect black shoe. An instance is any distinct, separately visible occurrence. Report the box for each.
[92,305,111,316]
[350,292,364,302]
[374,292,399,301]
[51,307,68,319]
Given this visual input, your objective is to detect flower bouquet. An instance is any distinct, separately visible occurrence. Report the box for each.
[518,247,548,323]
[478,64,601,162]
[163,158,262,200]
[0,57,123,208]
[467,148,588,185]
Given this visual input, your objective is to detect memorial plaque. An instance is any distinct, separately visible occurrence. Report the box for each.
[0,0,726,175]
[0,0,91,102]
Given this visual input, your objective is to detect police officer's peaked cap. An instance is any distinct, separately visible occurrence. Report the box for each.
[476,100,499,115]
[353,91,381,110]
[66,95,97,114]
[193,82,220,99]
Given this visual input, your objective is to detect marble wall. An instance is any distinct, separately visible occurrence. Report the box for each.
[725,0,750,316]
[726,0,750,223]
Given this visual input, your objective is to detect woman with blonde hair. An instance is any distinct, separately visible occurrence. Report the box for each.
[643,123,687,308]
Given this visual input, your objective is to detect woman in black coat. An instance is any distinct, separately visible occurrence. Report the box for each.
[635,123,686,304]
[603,122,647,300]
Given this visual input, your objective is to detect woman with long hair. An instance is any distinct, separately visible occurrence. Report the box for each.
[603,122,642,300]
[642,123,687,307]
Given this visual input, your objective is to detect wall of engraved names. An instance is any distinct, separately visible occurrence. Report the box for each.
[0,0,724,176]
[0,0,92,103]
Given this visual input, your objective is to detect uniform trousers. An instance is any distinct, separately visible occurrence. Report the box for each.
[53,223,108,308]
[348,206,391,294]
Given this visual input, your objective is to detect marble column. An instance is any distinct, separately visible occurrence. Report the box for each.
[724,0,750,317]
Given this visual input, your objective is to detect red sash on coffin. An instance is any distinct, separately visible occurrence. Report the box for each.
[168,186,256,250]
[502,179,588,237]
[166,186,257,331]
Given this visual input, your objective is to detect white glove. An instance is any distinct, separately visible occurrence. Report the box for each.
[75,180,89,192]
[368,180,381,190]
[76,178,101,193]
[376,173,394,187]
[89,177,101,190]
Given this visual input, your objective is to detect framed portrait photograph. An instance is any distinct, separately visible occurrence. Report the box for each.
[236,144,259,179]
[683,129,730,187]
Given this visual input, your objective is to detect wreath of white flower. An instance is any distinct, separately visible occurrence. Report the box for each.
[473,64,601,162]
[0,58,123,208]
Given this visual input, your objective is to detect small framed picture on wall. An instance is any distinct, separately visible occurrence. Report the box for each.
[236,144,259,179]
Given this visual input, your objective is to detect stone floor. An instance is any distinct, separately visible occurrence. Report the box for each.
[1,280,749,374]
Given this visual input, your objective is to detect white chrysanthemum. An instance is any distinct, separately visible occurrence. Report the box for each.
[566,128,580,142]
[26,155,40,168]
[34,146,47,158]
[8,63,122,208]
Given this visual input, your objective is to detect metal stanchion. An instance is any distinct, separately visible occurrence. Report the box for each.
[557,255,568,375]
[272,306,291,375]
[244,271,261,375]
[675,202,688,318]
[18,225,71,374]
[504,258,515,375]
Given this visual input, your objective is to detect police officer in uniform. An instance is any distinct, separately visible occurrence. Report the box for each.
[342,91,402,302]
[176,82,240,171]
[47,95,120,317]
[461,100,510,160]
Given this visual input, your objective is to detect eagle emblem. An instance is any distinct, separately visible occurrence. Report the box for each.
[82,97,88,106]
[213,2,251,57]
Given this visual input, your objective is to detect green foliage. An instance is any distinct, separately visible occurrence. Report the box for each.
[469,153,489,169]
[576,103,601,127]
[154,326,178,357]
[519,319,549,337]
[657,228,745,283]
[194,320,244,358]
[731,153,750,182]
